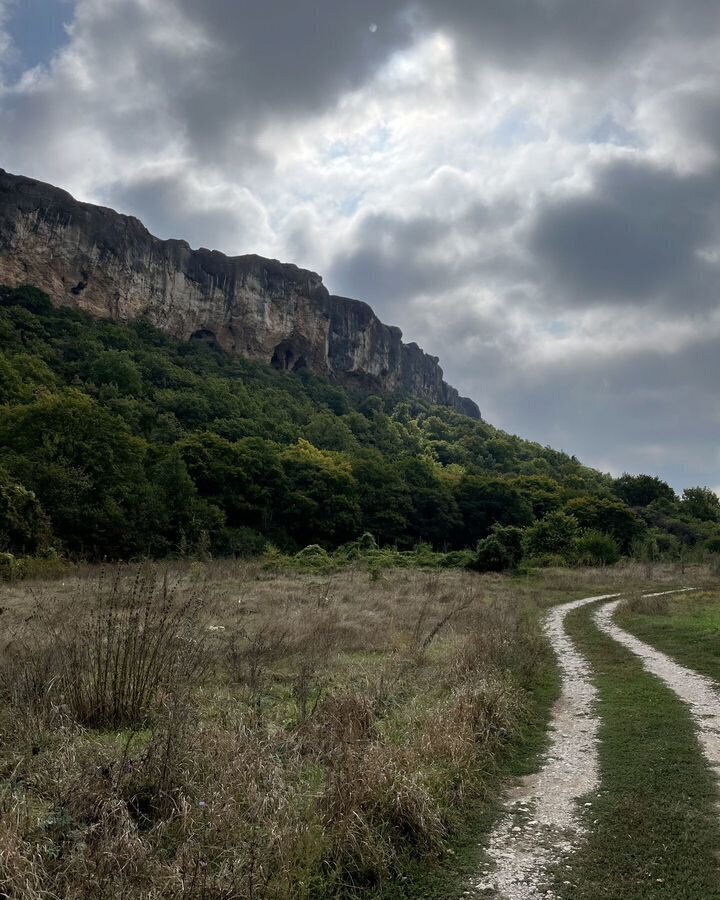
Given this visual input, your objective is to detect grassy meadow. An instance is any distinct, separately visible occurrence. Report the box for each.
[0,561,714,899]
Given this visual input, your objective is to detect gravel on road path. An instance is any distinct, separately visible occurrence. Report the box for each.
[476,594,620,899]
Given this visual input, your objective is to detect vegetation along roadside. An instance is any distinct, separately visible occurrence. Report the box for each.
[0,564,565,899]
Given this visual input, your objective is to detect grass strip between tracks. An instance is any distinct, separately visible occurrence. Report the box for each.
[555,599,720,900]
[617,589,720,682]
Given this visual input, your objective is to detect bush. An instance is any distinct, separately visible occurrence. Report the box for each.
[576,531,621,566]
[438,550,476,569]
[523,510,580,563]
[0,551,18,580]
[335,532,379,561]
[523,553,569,570]
[293,544,335,570]
[473,525,525,572]
[218,526,268,557]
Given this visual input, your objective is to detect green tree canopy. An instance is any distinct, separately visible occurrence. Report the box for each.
[681,487,720,523]
[613,473,676,507]
[0,467,51,554]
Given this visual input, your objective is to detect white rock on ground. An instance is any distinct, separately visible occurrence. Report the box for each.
[477,594,619,899]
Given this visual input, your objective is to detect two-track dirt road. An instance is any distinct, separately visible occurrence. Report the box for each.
[479,588,719,899]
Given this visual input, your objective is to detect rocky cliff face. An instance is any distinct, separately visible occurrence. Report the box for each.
[0,169,480,418]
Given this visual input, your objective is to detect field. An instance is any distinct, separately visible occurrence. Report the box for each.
[0,562,716,899]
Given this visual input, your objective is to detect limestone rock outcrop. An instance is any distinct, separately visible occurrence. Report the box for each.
[0,169,480,418]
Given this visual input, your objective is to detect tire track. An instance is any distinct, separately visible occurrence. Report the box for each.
[477,594,619,899]
[594,590,720,776]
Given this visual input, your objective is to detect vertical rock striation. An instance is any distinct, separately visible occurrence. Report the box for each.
[0,169,480,418]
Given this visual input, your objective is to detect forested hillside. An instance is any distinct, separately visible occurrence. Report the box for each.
[1,285,718,566]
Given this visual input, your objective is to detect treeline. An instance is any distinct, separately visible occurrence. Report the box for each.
[1,285,718,568]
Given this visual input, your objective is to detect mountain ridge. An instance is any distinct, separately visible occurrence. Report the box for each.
[0,168,480,418]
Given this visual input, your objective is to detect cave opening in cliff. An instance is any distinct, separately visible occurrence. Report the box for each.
[191,328,220,349]
[271,342,307,373]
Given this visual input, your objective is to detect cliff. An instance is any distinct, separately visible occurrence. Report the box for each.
[0,169,480,418]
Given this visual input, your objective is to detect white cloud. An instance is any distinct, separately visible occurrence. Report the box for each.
[1,0,719,490]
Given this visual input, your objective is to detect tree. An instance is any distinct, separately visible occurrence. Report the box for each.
[456,475,533,544]
[143,447,207,555]
[681,487,720,523]
[397,457,462,549]
[88,350,143,397]
[178,432,286,534]
[0,467,51,554]
[474,525,525,572]
[576,531,621,567]
[613,473,676,507]
[564,495,644,554]
[280,439,361,547]
[352,452,413,547]
[0,392,149,557]
[524,511,580,562]
[513,475,564,518]
[0,284,54,315]
[303,410,357,452]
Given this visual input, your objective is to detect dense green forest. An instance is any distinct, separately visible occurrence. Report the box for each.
[1,284,719,569]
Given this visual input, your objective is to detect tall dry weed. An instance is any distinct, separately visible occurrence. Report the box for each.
[1,568,208,728]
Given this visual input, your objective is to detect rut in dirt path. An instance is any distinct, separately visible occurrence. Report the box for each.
[476,594,619,899]
[595,592,720,777]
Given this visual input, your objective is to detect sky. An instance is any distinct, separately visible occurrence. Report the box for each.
[0,0,719,494]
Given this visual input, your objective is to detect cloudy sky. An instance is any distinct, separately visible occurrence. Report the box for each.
[1,0,719,492]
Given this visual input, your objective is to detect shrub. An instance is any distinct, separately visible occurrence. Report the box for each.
[474,525,525,572]
[523,510,580,563]
[439,549,476,569]
[576,531,621,566]
[336,532,379,561]
[294,544,335,571]
[0,551,17,580]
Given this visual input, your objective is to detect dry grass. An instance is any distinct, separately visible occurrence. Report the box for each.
[1,569,208,729]
[0,560,712,899]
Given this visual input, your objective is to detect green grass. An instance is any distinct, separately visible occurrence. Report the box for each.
[617,590,720,681]
[556,600,720,899]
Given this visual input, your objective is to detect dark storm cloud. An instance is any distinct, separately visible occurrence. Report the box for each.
[55,0,415,166]
[71,0,720,165]
[659,86,720,159]
[528,159,720,308]
[100,171,268,254]
[12,0,717,171]
[417,0,720,73]
[172,0,410,113]
[328,200,521,317]
[329,211,453,309]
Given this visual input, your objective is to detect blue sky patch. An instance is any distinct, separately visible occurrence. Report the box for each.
[5,0,73,77]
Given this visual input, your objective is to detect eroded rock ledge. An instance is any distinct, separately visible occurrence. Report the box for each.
[0,169,480,418]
